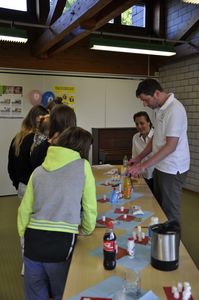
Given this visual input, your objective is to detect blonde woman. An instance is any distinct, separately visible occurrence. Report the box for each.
[8,105,48,199]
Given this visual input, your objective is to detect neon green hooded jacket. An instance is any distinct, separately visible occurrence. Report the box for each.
[18,146,97,237]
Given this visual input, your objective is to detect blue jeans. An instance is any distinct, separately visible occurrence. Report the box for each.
[24,256,71,300]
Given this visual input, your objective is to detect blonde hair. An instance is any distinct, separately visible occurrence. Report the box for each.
[13,105,48,156]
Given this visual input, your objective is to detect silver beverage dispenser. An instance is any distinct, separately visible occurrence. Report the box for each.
[151,221,181,271]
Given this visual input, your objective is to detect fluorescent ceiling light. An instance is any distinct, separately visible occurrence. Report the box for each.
[90,38,176,57]
[0,0,27,11]
[0,27,28,43]
[182,0,199,3]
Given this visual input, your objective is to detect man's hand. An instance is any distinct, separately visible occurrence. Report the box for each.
[128,157,141,165]
[127,163,144,177]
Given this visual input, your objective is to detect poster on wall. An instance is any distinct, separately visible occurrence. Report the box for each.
[53,86,76,111]
[0,85,23,118]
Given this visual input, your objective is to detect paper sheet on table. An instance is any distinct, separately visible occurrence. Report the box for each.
[92,164,113,169]
[69,276,123,300]
[69,276,159,300]
[96,192,144,205]
[91,242,150,272]
[97,208,153,231]
[139,290,160,300]
[104,168,119,175]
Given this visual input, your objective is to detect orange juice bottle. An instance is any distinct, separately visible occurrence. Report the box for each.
[123,175,132,199]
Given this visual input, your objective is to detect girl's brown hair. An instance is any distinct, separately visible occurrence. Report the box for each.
[31,114,50,153]
[49,104,77,139]
[57,127,93,160]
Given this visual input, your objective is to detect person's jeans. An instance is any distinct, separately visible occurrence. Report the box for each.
[24,256,72,300]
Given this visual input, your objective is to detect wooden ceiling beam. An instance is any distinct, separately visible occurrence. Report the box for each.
[40,0,138,57]
[33,0,112,57]
[174,42,199,60]
[46,0,66,25]
[87,0,141,29]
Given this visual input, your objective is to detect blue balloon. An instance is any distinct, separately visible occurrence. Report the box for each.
[41,91,55,107]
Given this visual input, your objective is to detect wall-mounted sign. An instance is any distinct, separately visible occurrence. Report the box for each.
[0,85,23,118]
[53,86,76,111]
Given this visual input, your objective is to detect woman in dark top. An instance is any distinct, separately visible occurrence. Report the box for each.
[8,105,48,197]
[30,104,77,171]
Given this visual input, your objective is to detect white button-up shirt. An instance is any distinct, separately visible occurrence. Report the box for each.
[153,93,190,174]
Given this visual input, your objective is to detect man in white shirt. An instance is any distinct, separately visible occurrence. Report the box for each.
[128,79,190,225]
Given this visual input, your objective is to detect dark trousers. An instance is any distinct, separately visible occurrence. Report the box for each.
[144,177,154,194]
[153,169,188,225]
[24,256,72,300]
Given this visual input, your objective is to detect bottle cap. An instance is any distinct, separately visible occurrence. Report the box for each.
[153,217,159,224]
[106,221,113,229]
[128,237,134,241]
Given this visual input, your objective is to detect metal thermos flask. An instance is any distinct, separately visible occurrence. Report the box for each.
[150,221,181,271]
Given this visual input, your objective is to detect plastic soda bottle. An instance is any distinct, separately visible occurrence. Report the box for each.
[123,175,132,199]
[121,155,128,175]
[103,221,117,270]
[148,216,159,243]
[127,237,135,259]
[123,155,128,167]
[109,187,119,205]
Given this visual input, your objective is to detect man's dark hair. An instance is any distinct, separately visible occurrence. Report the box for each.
[136,79,163,97]
[57,126,93,160]
[133,111,153,129]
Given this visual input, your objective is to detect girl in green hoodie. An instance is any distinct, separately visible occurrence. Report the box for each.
[18,126,97,300]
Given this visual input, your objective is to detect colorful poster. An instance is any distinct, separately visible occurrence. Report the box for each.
[53,86,76,111]
[0,85,23,118]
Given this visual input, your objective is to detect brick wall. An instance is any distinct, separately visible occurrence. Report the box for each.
[158,1,199,193]
[166,0,197,40]
[159,57,199,193]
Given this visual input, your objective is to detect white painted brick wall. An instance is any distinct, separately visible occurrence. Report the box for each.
[159,56,199,193]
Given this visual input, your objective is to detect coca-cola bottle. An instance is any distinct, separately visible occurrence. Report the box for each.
[103,221,117,270]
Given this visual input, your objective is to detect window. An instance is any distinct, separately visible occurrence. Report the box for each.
[50,0,77,13]
[64,0,77,11]
[121,5,146,28]
[108,19,114,24]
[0,0,27,11]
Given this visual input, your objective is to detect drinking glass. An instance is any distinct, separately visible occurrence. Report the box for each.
[123,270,141,299]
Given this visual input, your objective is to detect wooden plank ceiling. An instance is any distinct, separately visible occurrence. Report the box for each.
[0,0,199,61]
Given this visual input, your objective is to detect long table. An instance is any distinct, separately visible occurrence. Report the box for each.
[62,165,199,300]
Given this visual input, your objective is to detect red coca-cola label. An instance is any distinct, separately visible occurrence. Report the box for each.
[104,240,116,252]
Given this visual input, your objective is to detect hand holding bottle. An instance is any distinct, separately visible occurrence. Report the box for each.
[128,157,141,166]
[127,162,145,178]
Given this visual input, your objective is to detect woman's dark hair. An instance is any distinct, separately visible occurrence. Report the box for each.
[133,111,153,129]
[57,127,93,160]
[47,97,63,111]
[49,104,77,139]
[136,79,163,97]
[23,105,48,132]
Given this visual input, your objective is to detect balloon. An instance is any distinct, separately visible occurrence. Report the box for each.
[29,90,42,106]
[41,91,55,107]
